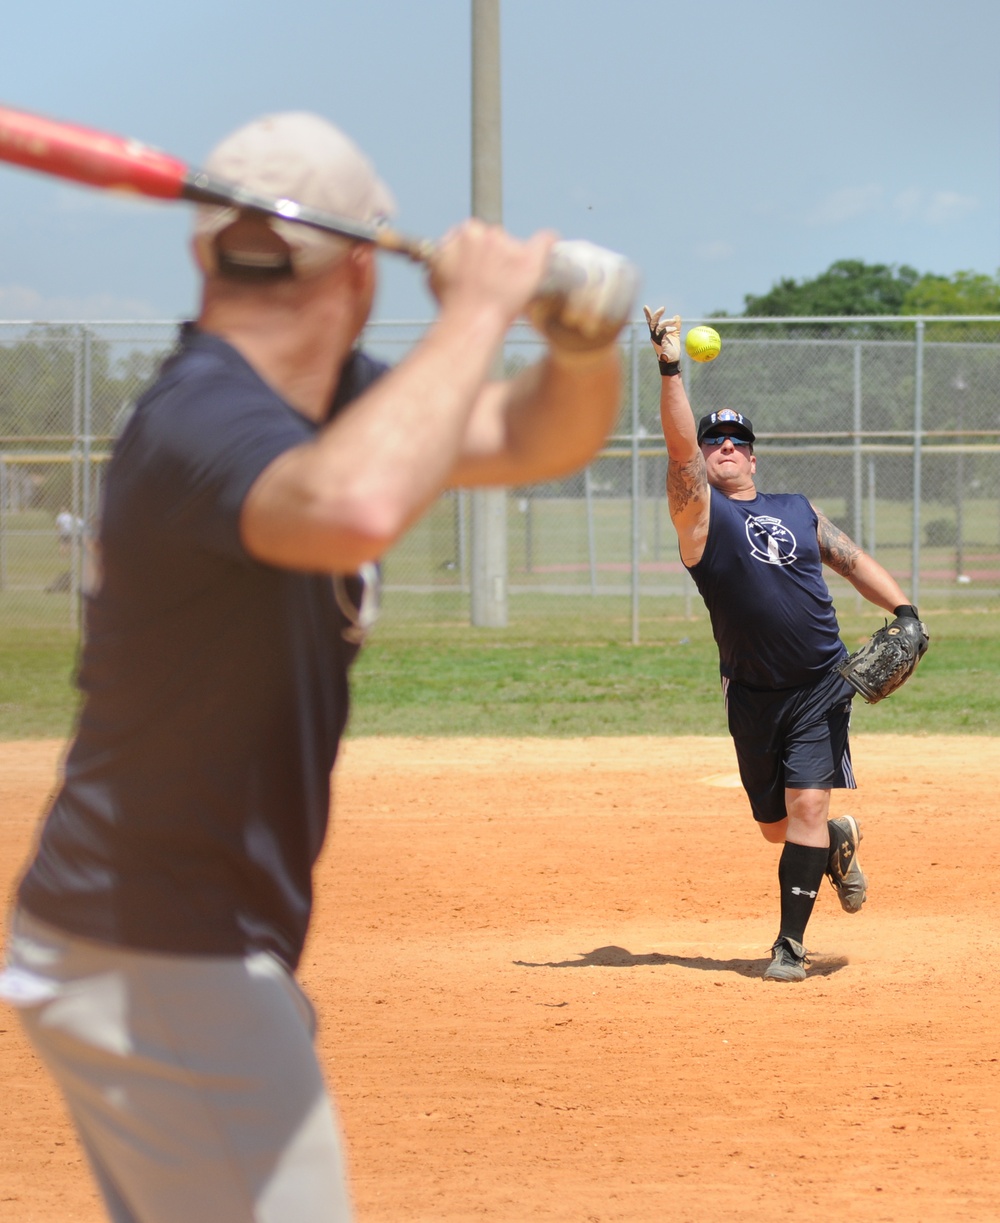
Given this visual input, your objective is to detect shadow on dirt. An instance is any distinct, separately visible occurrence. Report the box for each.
[514,944,849,979]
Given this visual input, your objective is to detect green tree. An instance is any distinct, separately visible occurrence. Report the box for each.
[0,327,168,445]
[902,270,1000,314]
[741,259,921,317]
[0,326,170,512]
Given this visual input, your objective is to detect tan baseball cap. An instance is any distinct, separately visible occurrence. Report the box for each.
[192,111,396,278]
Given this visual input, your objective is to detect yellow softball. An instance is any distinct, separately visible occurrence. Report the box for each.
[685,325,722,363]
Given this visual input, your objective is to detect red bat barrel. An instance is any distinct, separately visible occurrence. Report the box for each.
[0,105,188,200]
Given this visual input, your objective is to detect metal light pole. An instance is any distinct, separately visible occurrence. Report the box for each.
[469,0,508,627]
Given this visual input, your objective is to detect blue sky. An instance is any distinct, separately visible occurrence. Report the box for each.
[1,0,996,323]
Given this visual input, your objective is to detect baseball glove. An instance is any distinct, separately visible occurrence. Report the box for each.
[838,605,930,704]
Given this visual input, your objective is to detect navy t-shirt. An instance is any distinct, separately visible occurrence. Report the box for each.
[686,487,847,690]
[18,328,388,970]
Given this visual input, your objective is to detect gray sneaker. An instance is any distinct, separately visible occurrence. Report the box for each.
[828,815,867,914]
[764,936,808,982]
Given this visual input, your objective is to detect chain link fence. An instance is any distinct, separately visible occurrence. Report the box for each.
[2,316,998,637]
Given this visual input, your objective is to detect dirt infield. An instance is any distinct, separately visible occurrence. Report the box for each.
[2,734,1000,1222]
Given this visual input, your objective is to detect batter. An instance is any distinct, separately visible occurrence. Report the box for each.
[0,110,629,1223]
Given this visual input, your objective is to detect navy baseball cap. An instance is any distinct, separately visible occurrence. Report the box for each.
[697,409,755,444]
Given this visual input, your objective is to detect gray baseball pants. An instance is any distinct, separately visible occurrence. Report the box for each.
[1,908,353,1223]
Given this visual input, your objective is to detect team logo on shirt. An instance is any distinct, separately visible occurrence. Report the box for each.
[745,515,797,566]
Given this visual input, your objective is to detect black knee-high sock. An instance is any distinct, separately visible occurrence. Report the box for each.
[777,841,829,945]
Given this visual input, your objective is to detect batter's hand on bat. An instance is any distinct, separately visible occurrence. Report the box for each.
[428,220,557,330]
[430,223,638,356]
[528,240,639,356]
[643,306,681,364]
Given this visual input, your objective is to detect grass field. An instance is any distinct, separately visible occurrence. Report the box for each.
[3,599,998,741]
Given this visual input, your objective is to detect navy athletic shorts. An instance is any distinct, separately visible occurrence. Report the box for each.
[724,665,856,825]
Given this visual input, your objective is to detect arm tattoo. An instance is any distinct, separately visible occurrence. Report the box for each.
[816,510,861,577]
[667,454,708,516]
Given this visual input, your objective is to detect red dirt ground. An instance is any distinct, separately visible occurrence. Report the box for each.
[2,734,999,1222]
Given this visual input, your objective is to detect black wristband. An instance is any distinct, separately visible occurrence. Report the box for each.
[893,604,919,620]
[658,357,681,377]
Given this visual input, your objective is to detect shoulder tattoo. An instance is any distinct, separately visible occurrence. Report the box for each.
[816,510,861,576]
[667,454,708,515]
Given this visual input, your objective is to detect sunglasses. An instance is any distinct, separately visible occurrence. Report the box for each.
[701,435,752,448]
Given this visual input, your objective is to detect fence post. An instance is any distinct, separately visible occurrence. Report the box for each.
[70,328,85,631]
[79,326,98,633]
[852,341,863,613]
[953,373,967,580]
[584,466,598,595]
[522,493,534,574]
[456,490,468,592]
[0,460,6,591]
[630,323,640,645]
[911,319,924,607]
